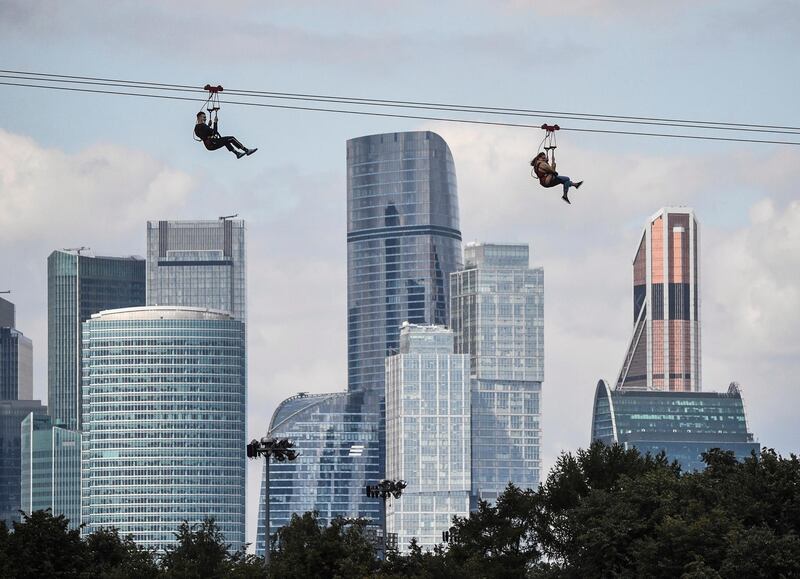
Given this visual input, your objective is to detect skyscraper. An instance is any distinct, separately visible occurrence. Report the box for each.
[385,324,470,551]
[591,207,757,469]
[259,131,463,552]
[616,207,700,392]
[591,380,759,471]
[1,400,47,527]
[255,391,382,554]
[0,297,33,401]
[81,307,246,551]
[48,250,145,430]
[146,219,246,322]
[450,243,544,503]
[19,411,80,528]
[347,131,462,393]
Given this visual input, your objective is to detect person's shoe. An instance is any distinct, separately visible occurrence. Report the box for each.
[574,181,583,189]
[562,193,571,204]
[245,148,258,156]
[235,151,246,159]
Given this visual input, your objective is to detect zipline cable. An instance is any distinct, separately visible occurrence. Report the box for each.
[2,79,800,147]
[2,68,799,134]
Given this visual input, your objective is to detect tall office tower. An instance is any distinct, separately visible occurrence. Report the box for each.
[48,250,145,430]
[19,411,80,528]
[0,400,47,527]
[347,131,462,393]
[450,243,544,504]
[259,132,463,552]
[146,219,246,322]
[255,391,383,555]
[616,207,700,392]
[385,324,470,551]
[592,380,759,471]
[81,307,246,551]
[0,297,33,400]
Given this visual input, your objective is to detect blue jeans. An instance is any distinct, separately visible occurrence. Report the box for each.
[553,175,574,194]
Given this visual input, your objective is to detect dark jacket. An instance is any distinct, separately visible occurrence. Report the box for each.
[194,121,217,143]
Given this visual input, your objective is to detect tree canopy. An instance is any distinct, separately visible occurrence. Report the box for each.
[2,443,799,578]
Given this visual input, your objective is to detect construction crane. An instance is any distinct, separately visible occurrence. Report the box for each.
[219,213,239,220]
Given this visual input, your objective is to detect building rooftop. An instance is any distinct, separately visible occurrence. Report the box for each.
[90,306,233,321]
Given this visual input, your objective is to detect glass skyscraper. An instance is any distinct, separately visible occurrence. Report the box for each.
[450,243,544,503]
[617,207,700,392]
[255,390,383,555]
[19,411,80,528]
[258,131,463,550]
[1,400,47,527]
[0,297,33,401]
[592,207,757,470]
[48,250,145,430]
[385,324,470,551]
[80,306,246,551]
[146,219,246,322]
[347,131,462,393]
[591,380,759,471]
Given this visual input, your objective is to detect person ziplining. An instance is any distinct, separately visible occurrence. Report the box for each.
[530,124,583,204]
[194,84,257,159]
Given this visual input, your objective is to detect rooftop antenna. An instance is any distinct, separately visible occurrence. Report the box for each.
[219,214,239,220]
[63,246,89,255]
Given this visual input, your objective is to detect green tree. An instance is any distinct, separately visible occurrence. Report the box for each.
[160,518,263,579]
[82,527,159,579]
[267,512,378,579]
[5,510,88,579]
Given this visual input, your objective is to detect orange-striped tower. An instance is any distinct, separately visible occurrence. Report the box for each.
[616,207,700,391]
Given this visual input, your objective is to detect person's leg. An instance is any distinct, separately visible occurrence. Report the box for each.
[553,175,572,204]
[212,137,245,157]
[219,135,246,151]
[554,175,574,193]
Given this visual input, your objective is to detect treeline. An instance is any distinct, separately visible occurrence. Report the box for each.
[272,443,800,578]
[3,443,800,578]
[0,515,263,579]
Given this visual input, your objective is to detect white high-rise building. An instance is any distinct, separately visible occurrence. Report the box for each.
[80,307,246,551]
[385,323,470,551]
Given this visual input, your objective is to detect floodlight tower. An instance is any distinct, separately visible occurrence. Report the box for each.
[247,437,298,571]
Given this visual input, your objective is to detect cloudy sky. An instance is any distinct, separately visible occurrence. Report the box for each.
[1,0,798,548]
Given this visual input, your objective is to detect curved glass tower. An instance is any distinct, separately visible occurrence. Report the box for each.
[347,131,462,393]
[255,391,382,555]
[80,307,246,551]
[591,380,759,471]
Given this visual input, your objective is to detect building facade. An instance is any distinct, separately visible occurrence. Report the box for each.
[617,207,700,392]
[48,250,145,430]
[0,297,14,328]
[347,131,462,394]
[0,400,47,527]
[591,380,759,471]
[255,390,383,555]
[146,219,246,322]
[19,412,81,528]
[450,243,544,503]
[80,307,246,551]
[258,131,464,551]
[385,324,470,551]
[0,298,33,401]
